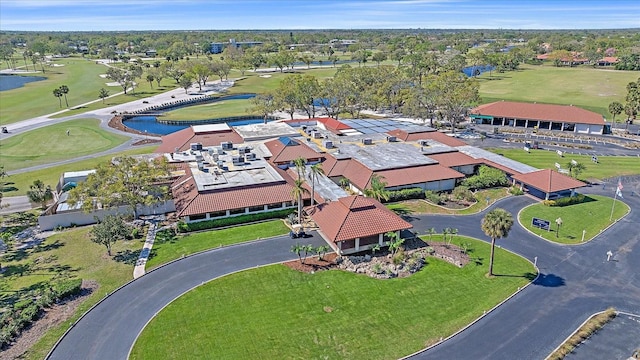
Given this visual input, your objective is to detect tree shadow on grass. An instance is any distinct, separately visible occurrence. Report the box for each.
[2,249,29,262]
[493,272,538,281]
[33,240,64,253]
[113,249,141,266]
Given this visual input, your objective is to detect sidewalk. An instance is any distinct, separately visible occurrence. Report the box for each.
[133,221,157,279]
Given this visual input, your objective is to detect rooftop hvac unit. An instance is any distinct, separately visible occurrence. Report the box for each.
[386,136,397,142]
[190,143,203,151]
[238,146,250,154]
[323,140,333,149]
[232,155,244,164]
[312,131,323,139]
[221,142,233,150]
[245,153,256,161]
[362,138,373,145]
[195,154,204,162]
[197,161,204,171]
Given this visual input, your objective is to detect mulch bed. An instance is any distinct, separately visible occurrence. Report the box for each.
[283,253,338,273]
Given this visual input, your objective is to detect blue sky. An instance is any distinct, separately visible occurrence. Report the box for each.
[1,0,638,31]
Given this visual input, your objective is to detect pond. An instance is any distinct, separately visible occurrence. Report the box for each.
[0,74,46,91]
[124,116,269,135]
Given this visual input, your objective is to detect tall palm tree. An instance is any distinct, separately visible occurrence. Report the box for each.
[59,85,69,108]
[293,156,307,179]
[291,179,308,226]
[481,208,514,276]
[53,88,63,107]
[308,163,324,206]
[363,174,390,202]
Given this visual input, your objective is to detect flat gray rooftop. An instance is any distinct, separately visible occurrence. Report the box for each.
[331,140,437,170]
[304,165,349,201]
[233,122,301,141]
[457,145,538,174]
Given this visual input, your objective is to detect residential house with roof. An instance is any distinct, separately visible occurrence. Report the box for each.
[310,195,413,255]
[470,101,606,135]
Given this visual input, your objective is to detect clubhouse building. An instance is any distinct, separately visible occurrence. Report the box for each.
[470,101,607,135]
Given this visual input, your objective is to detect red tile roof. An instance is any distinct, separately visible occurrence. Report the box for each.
[375,164,464,188]
[321,155,351,177]
[512,169,587,193]
[340,159,374,190]
[316,117,352,131]
[600,56,619,63]
[472,101,604,126]
[156,127,243,153]
[387,129,467,147]
[263,137,324,164]
[311,196,412,242]
[428,152,483,167]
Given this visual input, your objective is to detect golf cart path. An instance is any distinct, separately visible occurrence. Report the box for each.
[47,188,640,360]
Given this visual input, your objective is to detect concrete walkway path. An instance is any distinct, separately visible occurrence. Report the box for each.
[133,221,157,279]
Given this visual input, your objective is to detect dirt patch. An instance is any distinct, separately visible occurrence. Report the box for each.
[284,253,338,273]
[0,280,99,360]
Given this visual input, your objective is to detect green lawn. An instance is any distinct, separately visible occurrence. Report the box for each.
[146,220,290,269]
[1,146,155,196]
[161,99,256,121]
[0,119,129,172]
[478,64,635,117]
[131,236,534,360]
[0,57,109,125]
[519,195,629,244]
[488,148,640,180]
[387,188,510,215]
[1,227,142,360]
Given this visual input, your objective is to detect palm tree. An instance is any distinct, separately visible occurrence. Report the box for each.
[59,85,69,107]
[608,101,624,129]
[291,179,308,226]
[363,174,390,202]
[291,243,303,263]
[293,156,307,179]
[449,228,458,245]
[426,227,436,241]
[481,208,514,276]
[53,88,63,107]
[308,163,324,206]
[26,179,53,210]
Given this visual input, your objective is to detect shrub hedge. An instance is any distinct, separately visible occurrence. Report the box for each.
[387,188,425,202]
[0,278,83,349]
[462,165,509,190]
[178,208,295,232]
[543,194,586,207]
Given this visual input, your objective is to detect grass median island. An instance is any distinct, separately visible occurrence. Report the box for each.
[161,98,256,121]
[519,195,629,244]
[478,64,634,117]
[387,188,509,215]
[487,149,640,180]
[131,236,535,360]
[146,220,290,269]
[2,146,154,196]
[0,119,129,172]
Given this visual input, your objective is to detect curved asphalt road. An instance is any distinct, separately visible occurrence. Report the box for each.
[47,183,640,360]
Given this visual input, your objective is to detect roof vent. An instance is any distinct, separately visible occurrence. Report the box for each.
[323,140,333,149]
[386,136,397,142]
[245,153,256,161]
[221,142,233,150]
[190,143,203,151]
[362,138,373,145]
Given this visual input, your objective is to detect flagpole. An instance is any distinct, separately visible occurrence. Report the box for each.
[609,188,617,221]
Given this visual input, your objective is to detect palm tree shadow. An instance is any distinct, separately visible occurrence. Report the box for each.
[493,272,537,281]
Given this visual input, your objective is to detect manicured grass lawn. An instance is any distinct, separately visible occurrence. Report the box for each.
[161,99,256,121]
[387,188,509,215]
[146,220,290,269]
[131,236,534,360]
[1,227,142,360]
[478,64,634,117]
[488,148,640,180]
[2,146,155,196]
[0,57,109,125]
[0,119,129,171]
[519,195,629,244]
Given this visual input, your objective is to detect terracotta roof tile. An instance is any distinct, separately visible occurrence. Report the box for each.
[375,164,464,188]
[387,129,467,147]
[311,196,412,242]
[316,117,352,131]
[428,152,483,167]
[512,169,587,193]
[341,159,373,190]
[472,101,604,125]
[156,127,243,153]
[263,137,324,164]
